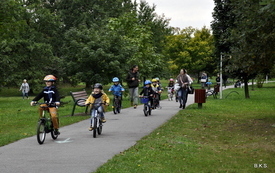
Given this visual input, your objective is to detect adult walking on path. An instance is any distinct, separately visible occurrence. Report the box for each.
[19,79,30,99]
[126,65,140,109]
[176,69,191,109]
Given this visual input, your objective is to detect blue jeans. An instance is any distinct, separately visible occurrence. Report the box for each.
[129,87,138,105]
[177,87,188,106]
[22,91,28,99]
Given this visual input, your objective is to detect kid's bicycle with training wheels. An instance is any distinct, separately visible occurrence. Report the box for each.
[90,103,106,138]
[112,96,121,114]
[140,96,151,116]
[35,102,59,144]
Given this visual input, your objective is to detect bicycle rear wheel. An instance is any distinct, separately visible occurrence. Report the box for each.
[97,119,102,135]
[93,117,97,138]
[116,99,121,113]
[113,99,117,114]
[148,105,151,115]
[50,122,58,140]
[37,120,46,144]
[50,131,58,140]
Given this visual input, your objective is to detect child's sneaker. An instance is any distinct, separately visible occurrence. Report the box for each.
[54,129,60,135]
[89,126,94,131]
[101,118,106,123]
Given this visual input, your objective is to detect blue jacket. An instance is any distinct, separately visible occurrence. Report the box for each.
[109,84,125,96]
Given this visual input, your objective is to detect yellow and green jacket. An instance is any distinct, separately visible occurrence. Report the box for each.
[85,91,110,111]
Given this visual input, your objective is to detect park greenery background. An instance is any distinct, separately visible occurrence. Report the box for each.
[1,0,274,98]
[1,0,275,172]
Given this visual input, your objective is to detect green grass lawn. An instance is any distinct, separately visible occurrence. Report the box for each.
[94,82,275,173]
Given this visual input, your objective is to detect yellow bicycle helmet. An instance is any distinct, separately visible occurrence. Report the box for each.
[151,79,157,82]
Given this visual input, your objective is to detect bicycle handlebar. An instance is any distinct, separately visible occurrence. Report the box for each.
[86,102,108,106]
[32,102,57,108]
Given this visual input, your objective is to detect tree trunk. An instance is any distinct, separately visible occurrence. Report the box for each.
[197,72,200,84]
[244,79,250,99]
[85,81,92,89]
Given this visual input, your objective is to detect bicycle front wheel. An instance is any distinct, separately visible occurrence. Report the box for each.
[37,120,46,144]
[93,117,97,138]
[143,104,148,116]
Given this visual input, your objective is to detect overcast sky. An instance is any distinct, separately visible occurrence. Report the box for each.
[144,0,215,29]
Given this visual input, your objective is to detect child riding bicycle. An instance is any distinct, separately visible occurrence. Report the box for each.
[30,75,61,135]
[166,78,175,101]
[151,78,162,108]
[139,80,154,103]
[85,83,110,131]
[108,77,125,108]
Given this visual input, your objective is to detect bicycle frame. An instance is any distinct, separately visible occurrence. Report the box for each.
[36,103,58,144]
[112,96,121,114]
[90,103,104,138]
[152,93,160,109]
[167,87,174,100]
[91,106,101,128]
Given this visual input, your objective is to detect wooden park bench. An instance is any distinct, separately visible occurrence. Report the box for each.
[70,90,89,116]
[206,85,219,99]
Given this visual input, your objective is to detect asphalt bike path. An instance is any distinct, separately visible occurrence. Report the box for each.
[0,93,195,173]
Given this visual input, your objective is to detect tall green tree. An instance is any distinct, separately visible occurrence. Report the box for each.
[163,27,215,79]
[0,0,61,90]
[211,0,235,56]
[61,0,172,86]
[212,0,275,98]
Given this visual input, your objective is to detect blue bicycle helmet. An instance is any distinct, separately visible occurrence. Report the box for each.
[144,80,151,85]
[112,77,119,82]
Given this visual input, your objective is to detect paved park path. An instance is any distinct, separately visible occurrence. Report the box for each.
[1,85,241,173]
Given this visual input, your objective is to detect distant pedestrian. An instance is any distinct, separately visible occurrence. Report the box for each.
[200,72,207,89]
[126,65,140,109]
[19,79,30,99]
[222,75,228,88]
[216,74,220,85]
[176,69,190,109]
[206,77,212,90]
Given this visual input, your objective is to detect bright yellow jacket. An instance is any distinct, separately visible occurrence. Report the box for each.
[85,92,110,111]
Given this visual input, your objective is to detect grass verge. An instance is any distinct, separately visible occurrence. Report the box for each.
[94,83,275,173]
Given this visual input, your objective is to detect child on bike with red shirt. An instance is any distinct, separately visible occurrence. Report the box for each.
[85,83,110,131]
[30,75,61,135]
